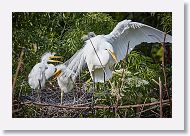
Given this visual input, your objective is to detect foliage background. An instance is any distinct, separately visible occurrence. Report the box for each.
[12,12,172,118]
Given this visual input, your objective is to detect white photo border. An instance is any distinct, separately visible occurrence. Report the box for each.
[0,0,184,130]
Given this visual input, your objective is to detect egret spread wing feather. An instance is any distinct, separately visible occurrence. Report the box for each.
[105,20,172,62]
[63,48,86,81]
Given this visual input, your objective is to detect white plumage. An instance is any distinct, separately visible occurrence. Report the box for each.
[59,19,172,84]
[28,52,61,101]
[105,20,172,61]
[28,62,47,90]
[84,35,115,82]
[45,64,56,80]
[54,64,75,104]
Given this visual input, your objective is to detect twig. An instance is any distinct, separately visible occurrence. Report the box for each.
[12,48,25,99]
[161,33,169,99]
[161,33,172,115]
[113,41,130,117]
[148,33,169,97]
[149,33,168,96]
[21,99,170,110]
[138,97,147,117]
[159,77,163,118]
[137,103,170,115]
[152,79,159,85]
[150,110,160,117]
[152,33,172,115]
[120,41,130,93]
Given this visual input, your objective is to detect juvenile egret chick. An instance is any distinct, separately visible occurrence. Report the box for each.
[53,64,76,105]
[28,52,62,101]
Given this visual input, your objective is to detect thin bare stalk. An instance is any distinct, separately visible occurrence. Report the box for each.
[138,97,147,117]
[152,33,172,114]
[120,41,130,92]
[151,110,160,117]
[161,33,169,99]
[159,77,163,118]
[137,103,170,115]
[152,79,159,85]
[12,48,25,99]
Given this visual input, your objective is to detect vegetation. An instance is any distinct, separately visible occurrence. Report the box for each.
[12,12,172,118]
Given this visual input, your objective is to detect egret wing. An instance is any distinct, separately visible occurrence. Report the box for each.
[28,63,44,89]
[45,64,56,80]
[63,47,86,81]
[105,20,172,62]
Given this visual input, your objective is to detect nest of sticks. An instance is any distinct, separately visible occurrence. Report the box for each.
[13,81,97,118]
[12,80,171,118]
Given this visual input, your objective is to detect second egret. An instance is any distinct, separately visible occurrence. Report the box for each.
[28,52,62,101]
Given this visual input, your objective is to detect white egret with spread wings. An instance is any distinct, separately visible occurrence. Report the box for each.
[54,19,172,84]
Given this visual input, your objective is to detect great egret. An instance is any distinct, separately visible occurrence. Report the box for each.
[54,19,172,85]
[53,64,76,105]
[28,52,62,101]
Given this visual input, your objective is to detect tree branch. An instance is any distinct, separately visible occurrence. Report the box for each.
[21,99,170,110]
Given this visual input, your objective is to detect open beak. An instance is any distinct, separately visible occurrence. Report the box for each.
[48,60,62,63]
[48,56,63,63]
[52,69,63,80]
[49,56,62,59]
[108,50,118,63]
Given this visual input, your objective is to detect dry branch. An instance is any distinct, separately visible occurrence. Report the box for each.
[161,33,169,99]
[22,99,170,110]
[138,97,147,117]
[12,48,25,99]
[159,77,163,118]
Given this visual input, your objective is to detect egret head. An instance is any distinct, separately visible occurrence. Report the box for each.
[104,44,118,63]
[88,32,96,38]
[81,32,96,41]
[52,64,67,80]
[52,68,63,80]
[41,52,62,63]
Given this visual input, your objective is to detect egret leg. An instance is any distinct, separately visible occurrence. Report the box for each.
[36,89,40,102]
[38,80,41,102]
[92,72,95,92]
[92,71,95,102]
[91,72,95,115]
[103,71,106,93]
[61,89,64,105]
[72,91,76,105]
[32,89,34,95]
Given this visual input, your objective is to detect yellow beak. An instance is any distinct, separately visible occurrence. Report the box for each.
[48,56,63,63]
[49,56,63,59]
[52,69,63,80]
[48,60,62,63]
[108,50,118,63]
